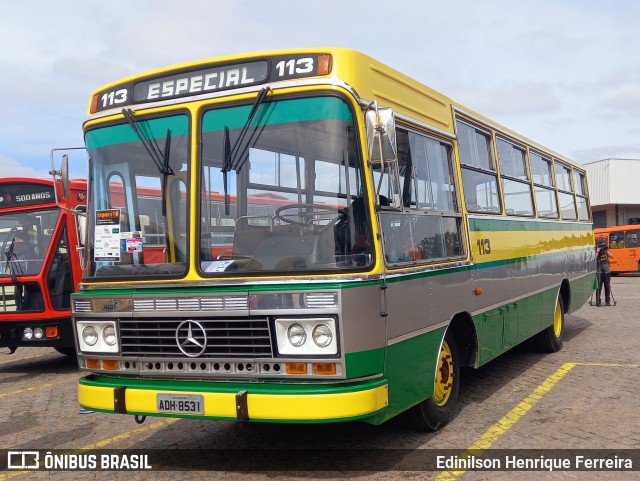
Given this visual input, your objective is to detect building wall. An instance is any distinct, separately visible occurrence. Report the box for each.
[585,159,640,228]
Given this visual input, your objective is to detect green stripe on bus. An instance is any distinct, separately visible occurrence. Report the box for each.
[345,347,385,378]
[201,97,353,132]
[86,115,189,149]
[81,374,386,395]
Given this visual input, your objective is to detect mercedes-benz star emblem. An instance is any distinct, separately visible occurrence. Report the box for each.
[175,320,207,357]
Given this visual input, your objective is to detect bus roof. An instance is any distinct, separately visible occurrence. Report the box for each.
[87,47,583,171]
[595,224,640,234]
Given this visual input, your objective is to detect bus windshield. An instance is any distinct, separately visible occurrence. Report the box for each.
[85,114,189,278]
[199,95,372,274]
[0,209,59,277]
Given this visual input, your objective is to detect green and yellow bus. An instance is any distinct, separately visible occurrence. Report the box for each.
[65,48,594,430]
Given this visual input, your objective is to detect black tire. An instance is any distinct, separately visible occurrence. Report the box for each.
[410,330,460,431]
[54,346,77,357]
[535,295,564,353]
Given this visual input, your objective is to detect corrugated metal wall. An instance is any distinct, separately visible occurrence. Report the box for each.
[585,158,640,206]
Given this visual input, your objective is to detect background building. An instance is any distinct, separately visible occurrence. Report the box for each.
[584,158,640,228]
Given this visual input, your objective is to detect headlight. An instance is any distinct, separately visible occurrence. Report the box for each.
[23,327,33,340]
[34,327,44,339]
[276,318,337,355]
[312,324,332,347]
[82,326,98,346]
[287,323,307,347]
[76,320,119,354]
[103,326,117,346]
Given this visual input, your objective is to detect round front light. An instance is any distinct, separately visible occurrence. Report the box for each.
[103,326,117,346]
[312,324,333,347]
[287,323,307,347]
[34,327,44,339]
[23,327,33,340]
[82,326,98,346]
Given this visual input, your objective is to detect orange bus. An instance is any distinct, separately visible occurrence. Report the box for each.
[594,225,640,274]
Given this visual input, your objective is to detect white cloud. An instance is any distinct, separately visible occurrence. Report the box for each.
[0,154,52,179]
[2,0,640,172]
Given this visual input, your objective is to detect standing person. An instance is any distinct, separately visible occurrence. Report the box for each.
[596,244,615,306]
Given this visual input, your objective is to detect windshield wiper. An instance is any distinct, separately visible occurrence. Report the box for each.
[4,237,21,283]
[222,126,231,215]
[221,87,271,214]
[122,108,174,216]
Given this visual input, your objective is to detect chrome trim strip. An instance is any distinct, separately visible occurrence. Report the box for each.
[382,261,473,280]
[79,274,384,291]
[469,271,593,316]
[387,320,449,346]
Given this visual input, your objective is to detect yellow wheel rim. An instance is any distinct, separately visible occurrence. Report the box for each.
[553,299,562,338]
[434,340,454,406]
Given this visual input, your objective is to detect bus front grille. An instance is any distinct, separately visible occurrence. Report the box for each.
[118,317,272,358]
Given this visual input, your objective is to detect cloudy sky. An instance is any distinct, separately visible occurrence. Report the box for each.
[2,0,640,179]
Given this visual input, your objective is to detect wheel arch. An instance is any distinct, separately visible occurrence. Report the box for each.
[560,278,571,314]
[446,311,478,368]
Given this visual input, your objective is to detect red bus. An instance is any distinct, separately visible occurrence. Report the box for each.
[0,177,85,355]
[594,224,640,275]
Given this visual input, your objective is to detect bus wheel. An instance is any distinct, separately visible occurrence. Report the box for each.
[410,331,460,431]
[535,296,564,353]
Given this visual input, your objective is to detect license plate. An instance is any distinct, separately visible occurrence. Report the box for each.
[157,393,204,414]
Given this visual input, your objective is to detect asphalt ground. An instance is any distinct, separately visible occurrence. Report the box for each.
[1,276,639,480]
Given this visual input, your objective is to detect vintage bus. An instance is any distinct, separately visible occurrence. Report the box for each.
[0,177,85,355]
[594,224,640,274]
[66,48,594,430]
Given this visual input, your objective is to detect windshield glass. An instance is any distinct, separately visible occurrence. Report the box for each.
[0,209,59,276]
[85,114,189,278]
[200,95,372,274]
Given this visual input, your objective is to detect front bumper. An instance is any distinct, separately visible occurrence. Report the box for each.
[0,317,74,348]
[78,374,388,423]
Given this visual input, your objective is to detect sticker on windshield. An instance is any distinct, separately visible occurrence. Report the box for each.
[95,209,122,261]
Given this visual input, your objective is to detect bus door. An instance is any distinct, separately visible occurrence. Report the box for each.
[623,228,640,272]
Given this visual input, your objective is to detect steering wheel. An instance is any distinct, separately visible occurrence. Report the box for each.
[274,204,344,233]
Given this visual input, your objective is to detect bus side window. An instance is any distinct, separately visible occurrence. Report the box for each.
[456,120,501,214]
[610,232,625,248]
[625,230,640,248]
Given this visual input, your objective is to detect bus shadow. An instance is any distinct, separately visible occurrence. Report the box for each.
[0,351,78,374]
[563,313,592,343]
[455,313,592,408]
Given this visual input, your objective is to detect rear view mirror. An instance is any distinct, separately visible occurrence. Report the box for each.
[60,155,70,200]
[366,106,397,163]
[49,147,86,203]
[365,103,401,208]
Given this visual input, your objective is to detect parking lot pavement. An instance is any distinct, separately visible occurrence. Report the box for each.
[1,276,639,480]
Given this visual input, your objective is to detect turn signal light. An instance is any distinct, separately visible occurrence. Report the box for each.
[317,55,332,76]
[86,359,100,369]
[102,360,119,370]
[90,94,99,114]
[45,326,59,338]
[312,363,336,375]
[286,362,307,374]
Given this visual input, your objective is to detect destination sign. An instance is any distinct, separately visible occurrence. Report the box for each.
[92,54,331,113]
[0,183,55,209]
[134,61,269,103]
